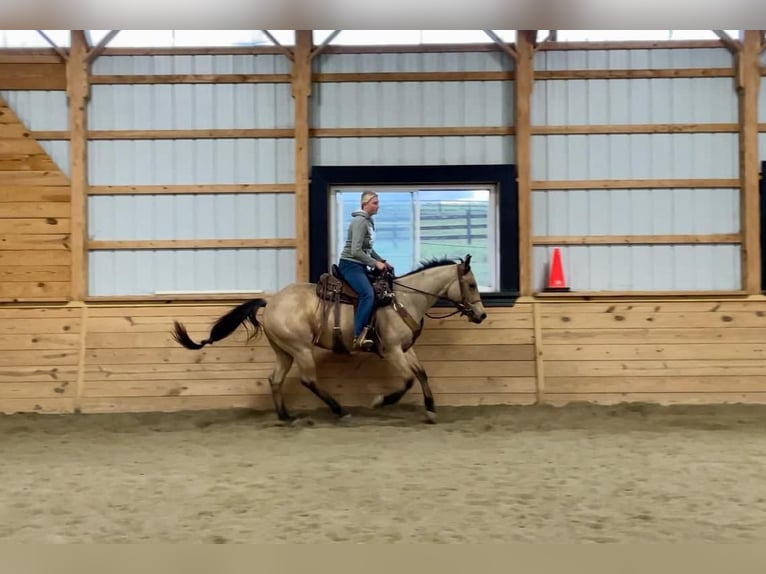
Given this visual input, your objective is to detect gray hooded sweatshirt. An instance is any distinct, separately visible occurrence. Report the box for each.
[339,210,385,267]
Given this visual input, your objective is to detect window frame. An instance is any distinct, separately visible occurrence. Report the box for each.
[309,164,519,306]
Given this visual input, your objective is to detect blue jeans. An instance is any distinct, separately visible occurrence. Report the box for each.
[339,259,374,338]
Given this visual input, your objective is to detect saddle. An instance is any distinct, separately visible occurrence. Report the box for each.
[314,265,394,353]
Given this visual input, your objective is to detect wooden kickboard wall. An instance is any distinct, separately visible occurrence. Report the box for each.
[0,95,71,302]
[3,298,766,415]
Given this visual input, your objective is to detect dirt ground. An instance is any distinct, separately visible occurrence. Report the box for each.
[3,402,766,543]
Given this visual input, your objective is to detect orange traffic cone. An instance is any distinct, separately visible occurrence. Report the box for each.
[544,247,570,292]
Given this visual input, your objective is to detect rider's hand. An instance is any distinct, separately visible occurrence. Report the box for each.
[374,260,387,272]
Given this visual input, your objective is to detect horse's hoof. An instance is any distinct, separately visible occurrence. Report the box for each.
[338,413,352,424]
[370,395,385,409]
[424,411,437,424]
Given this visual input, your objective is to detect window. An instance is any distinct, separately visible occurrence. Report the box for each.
[310,165,519,305]
[330,186,497,291]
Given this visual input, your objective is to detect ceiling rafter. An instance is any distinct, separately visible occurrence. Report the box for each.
[310,30,341,61]
[36,30,69,62]
[712,29,741,54]
[261,30,294,61]
[483,29,517,61]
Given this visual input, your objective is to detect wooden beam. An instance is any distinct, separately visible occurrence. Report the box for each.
[292,30,312,283]
[536,68,733,80]
[85,30,120,64]
[738,31,762,293]
[482,30,517,61]
[88,239,296,250]
[90,73,291,85]
[88,184,294,196]
[261,30,294,61]
[67,30,89,302]
[532,123,738,135]
[515,30,534,297]
[713,30,741,54]
[532,178,739,190]
[532,234,741,246]
[36,30,68,62]
[310,30,342,61]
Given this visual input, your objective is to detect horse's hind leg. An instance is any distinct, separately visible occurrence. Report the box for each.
[292,348,351,421]
[267,343,296,422]
[374,347,436,423]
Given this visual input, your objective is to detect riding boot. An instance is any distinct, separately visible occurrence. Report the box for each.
[353,326,374,352]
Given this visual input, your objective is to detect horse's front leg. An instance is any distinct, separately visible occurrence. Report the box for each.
[373,347,436,423]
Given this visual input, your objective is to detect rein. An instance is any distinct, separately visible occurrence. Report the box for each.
[391,263,477,320]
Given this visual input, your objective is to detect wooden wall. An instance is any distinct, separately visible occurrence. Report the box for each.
[0,95,71,302]
[4,297,766,415]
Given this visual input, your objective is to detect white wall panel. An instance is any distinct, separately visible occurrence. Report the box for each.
[38,141,70,176]
[88,248,296,295]
[532,134,738,180]
[315,51,513,73]
[0,90,68,129]
[311,136,514,166]
[533,245,740,291]
[88,194,294,240]
[533,78,737,125]
[89,139,294,184]
[313,81,512,128]
[89,84,293,130]
[535,48,733,70]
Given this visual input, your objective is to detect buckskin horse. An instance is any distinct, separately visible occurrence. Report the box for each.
[172,255,487,424]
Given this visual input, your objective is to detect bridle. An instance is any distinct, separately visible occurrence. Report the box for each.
[391,263,481,320]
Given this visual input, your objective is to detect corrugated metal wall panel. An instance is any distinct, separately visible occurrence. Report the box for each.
[535,48,733,70]
[0,90,68,128]
[38,140,70,176]
[531,134,738,180]
[311,136,514,165]
[533,78,737,124]
[88,139,294,184]
[532,188,739,236]
[315,51,513,73]
[88,248,296,295]
[533,245,741,291]
[89,84,293,129]
[88,194,294,240]
[313,81,512,128]
[91,54,290,75]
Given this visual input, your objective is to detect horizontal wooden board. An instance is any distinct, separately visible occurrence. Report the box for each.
[0,139,53,154]
[0,397,74,414]
[0,349,78,366]
[543,327,766,344]
[90,73,291,85]
[0,381,74,398]
[88,238,296,250]
[540,311,766,329]
[0,265,70,282]
[0,218,70,234]
[0,252,72,267]
[544,343,766,361]
[543,393,766,406]
[0,186,70,203]
[0,333,79,350]
[0,365,77,383]
[89,184,293,195]
[545,376,766,394]
[0,282,69,298]
[82,376,537,398]
[0,63,66,90]
[538,301,766,313]
[544,359,766,377]
[0,202,73,218]
[0,235,69,250]
[0,171,69,186]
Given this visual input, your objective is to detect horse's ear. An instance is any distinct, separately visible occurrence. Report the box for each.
[464,254,472,271]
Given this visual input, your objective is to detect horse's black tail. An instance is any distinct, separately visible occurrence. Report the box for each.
[172,299,268,350]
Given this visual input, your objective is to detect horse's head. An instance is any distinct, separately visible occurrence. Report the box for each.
[450,254,487,324]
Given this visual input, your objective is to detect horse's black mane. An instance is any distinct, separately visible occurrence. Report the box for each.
[396,257,459,278]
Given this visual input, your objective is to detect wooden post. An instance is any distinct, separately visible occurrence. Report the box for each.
[67,30,89,301]
[292,30,312,282]
[515,30,535,296]
[738,30,761,293]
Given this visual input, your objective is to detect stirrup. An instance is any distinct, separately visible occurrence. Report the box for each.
[353,327,374,352]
